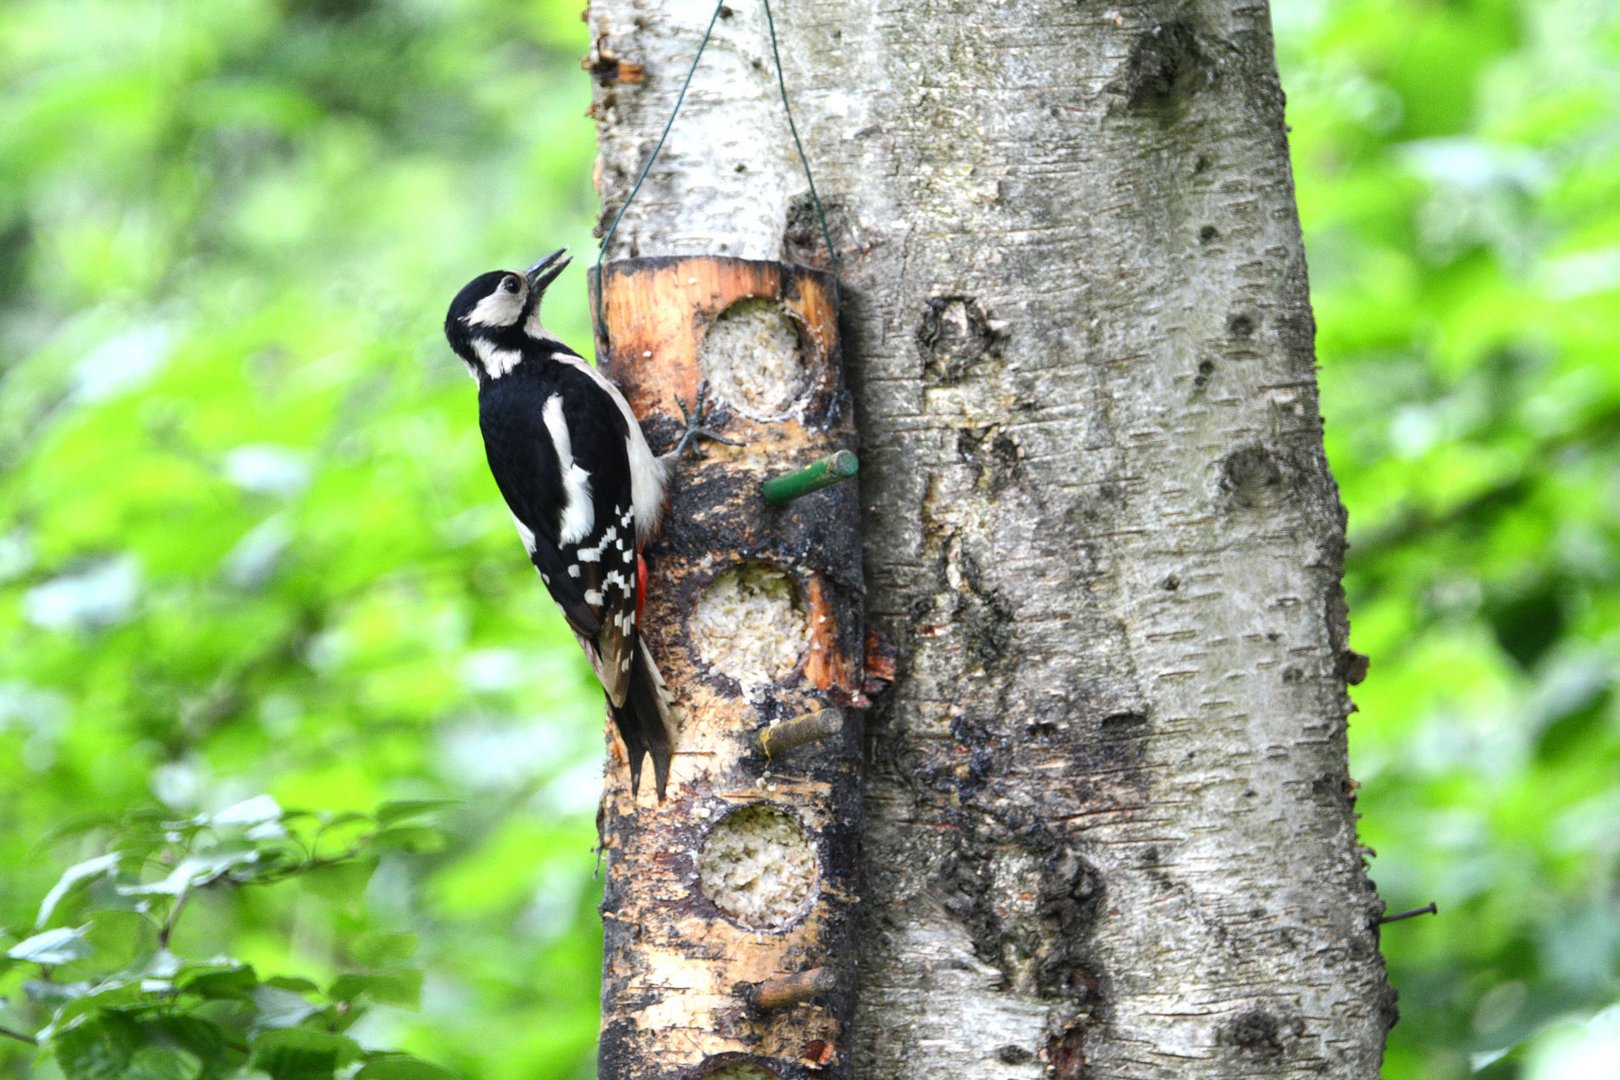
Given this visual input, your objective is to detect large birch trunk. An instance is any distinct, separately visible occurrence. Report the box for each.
[588,0,1397,1076]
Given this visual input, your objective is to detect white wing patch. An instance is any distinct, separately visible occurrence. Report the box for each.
[542,394,595,544]
[552,354,668,542]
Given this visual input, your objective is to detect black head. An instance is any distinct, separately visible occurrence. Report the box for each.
[443,248,572,380]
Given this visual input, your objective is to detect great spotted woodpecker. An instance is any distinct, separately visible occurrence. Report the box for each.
[443,248,727,798]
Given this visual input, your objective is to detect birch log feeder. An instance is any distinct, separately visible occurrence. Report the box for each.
[592,256,864,1080]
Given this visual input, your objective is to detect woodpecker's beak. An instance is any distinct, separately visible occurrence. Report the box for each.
[525,248,571,293]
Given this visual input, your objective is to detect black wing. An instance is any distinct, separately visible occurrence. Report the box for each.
[478,364,641,704]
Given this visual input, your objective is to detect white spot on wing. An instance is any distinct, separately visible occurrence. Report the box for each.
[542,394,594,544]
[584,588,603,605]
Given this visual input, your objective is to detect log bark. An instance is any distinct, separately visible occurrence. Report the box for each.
[592,257,865,1079]
[588,1,1397,1076]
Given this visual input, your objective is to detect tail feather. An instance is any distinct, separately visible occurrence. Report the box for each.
[610,640,679,799]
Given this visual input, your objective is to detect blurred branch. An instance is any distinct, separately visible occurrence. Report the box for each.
[1349,404,1620,563]
[1350,474,1531,562]
[1377,902,1438,925]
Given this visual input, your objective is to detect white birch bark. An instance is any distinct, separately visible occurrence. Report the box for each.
[589,0,1396,1075]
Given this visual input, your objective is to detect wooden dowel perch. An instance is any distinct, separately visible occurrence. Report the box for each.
[592,256,865,1080]
[742,968,840,1013]
[759,708,845,757]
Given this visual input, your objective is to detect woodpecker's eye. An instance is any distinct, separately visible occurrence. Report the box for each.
[501,275,522,294]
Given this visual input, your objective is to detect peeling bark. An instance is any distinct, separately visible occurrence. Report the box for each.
[590,1,1395,1077]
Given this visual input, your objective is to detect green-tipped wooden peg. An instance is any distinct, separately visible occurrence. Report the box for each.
[761,449,859,506]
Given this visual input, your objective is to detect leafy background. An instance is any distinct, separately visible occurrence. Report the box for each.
[0,0,1614,1077]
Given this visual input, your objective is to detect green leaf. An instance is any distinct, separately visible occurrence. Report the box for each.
[354,1053,459,1080]
[248,1029,359,1080]
[328,969,421,1008]
[50,1011,142,1080]
[120,845,261,897]
[248,984,319,1029]
[346,931,417,968]
[141,1016,231,1080]
[180,963,260,1001]
[9,925,94,965]
[57,910,157,980]
[367,826,445,854]
[43,978,147,1038]
[373,800,456,827]
[298,860,376,903]
[36,853,123,929]
[315,811,373,830]
[208,796,283,829]
[24,979,92,1007]
[126,1047,204,1080]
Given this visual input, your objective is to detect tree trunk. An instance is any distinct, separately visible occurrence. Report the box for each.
[588,0,1397,1076]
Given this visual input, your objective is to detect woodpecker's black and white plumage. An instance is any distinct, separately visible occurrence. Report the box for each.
[443,249,719,798]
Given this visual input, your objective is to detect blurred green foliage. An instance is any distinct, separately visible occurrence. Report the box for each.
[0,0,1615,1077]
[1276,0,1620,1075]
[4,797,458,1080]
[1,0,607,1076]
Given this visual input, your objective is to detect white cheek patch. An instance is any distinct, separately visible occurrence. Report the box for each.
[542,394,594,545]
[465,285,526,328]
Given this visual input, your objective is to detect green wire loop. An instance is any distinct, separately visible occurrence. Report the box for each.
[592,0,841,347]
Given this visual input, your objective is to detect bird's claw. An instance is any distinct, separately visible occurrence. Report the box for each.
[671,382,740,458]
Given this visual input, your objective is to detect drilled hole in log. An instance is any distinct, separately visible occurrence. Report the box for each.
[691,565,810,690]
[702,1066,781,1080]
[696,802,819,930]
[699,298,809,420]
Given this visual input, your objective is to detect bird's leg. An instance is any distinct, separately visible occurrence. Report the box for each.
[661,381,739,468]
